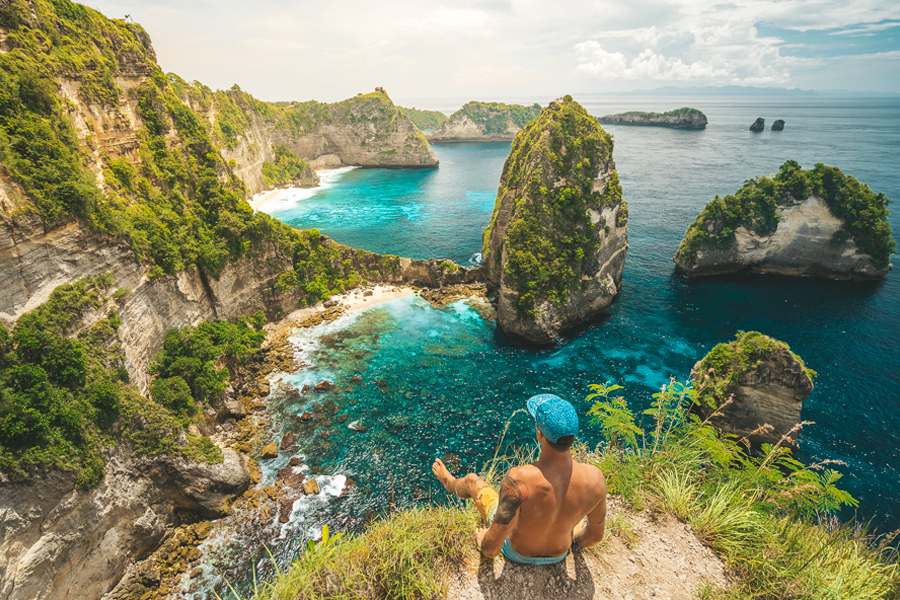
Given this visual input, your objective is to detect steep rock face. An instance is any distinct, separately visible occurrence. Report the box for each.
[674,162,893,279]
[0,450,250,600]
[677,196,883,278]
[599,108,708,129]
[692,332,815,449]
[483,97,628,344]
[428,101,541,143]
[187,90,439,196]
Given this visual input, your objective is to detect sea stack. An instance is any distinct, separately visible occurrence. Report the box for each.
[599,107,708,129]
[482,96,628,345]
[772,119,785,131]
[673,160,894,279]
[692,331,815,450]
[750,118,765,131]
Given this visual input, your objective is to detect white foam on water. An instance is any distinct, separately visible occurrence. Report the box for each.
[249,166,358,213]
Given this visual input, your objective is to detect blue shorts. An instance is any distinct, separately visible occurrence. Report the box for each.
[501,537,569,565]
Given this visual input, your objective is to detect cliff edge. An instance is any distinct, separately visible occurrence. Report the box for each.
[599,107,708,129]
[482,96,628,345]
[674,161,894,279]
[428,101,541,143]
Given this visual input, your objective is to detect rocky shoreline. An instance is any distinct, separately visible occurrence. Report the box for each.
[106,282,492,600]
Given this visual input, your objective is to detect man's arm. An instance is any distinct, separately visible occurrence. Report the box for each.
[478,471,529,558]
[574,471,607,548]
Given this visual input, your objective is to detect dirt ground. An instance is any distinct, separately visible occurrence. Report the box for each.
[444,496,730,600]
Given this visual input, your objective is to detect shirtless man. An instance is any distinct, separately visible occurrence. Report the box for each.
[432,394,607,564]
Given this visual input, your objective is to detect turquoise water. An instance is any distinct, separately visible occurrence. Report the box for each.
[221,96,900,590]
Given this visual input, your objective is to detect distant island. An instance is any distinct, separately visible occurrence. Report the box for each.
[599,107,708,129]
[428,101,541,142]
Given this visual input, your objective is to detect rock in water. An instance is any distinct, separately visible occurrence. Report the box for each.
[482,96,628,344]
[673,160,894,279]
[598,107,708,129]
[260,443,278,459]
[772,119,785,131]
[750,117,765,132]
[692,332,815,449]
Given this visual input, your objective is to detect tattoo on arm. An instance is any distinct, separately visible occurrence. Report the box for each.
[494,475,528,526]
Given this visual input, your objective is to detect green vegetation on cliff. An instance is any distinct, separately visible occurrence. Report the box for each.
[489,96,625,315]
[150,314,265,417]
[0,0,407,303]
[675,161,895,269]
[452,101,541,135]
[236,380,898,600]
[262,145,312,187]
[692,331,815,411]
[0,275,225,486]
[398,106,448,130]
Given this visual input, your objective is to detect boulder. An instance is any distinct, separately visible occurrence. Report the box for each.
[750,117,765,132]
[348,420,368,433]
[314,380,334,392]
[260,443,278,459]
[482,96,627,344]
[280,431,296,451]
[301,479,321,495]
[772,119,785,131]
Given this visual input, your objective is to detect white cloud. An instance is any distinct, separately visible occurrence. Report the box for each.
[82,0,900,99]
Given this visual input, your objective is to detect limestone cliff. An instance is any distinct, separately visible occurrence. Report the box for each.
[180,86,439,195]
[482,96,628,345]
[674,161,894,279]
[428,101,541,143]
[692,331,815,449]
[0,448,250,600]
[599,108,708,129]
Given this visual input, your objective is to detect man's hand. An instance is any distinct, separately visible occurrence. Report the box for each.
[475,527,488,550]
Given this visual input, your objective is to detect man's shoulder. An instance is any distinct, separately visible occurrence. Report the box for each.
[574,460,607,491]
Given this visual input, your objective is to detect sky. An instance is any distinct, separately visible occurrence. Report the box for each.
[85,0,900,105]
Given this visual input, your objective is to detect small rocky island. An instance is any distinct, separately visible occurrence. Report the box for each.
[674,160,894,279]
[750,117,765,131]
[427,101,542,142]
[598,107,707,129]
[483,96,628,344]
[692,331,815,449]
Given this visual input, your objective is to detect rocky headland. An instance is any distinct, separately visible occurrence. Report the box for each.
[674,161,894,279]
[0,3,468,598]
[692,331,815,450]
[482,96,628,345]
[428,101,542,143]
[598,107,708,129]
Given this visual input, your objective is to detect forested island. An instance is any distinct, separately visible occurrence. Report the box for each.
[599,107,708,129]
[427,101,542,142]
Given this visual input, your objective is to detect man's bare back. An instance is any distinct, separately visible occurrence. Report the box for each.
[432,394,607,563]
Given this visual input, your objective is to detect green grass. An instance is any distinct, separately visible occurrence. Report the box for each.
[227,507,476,600]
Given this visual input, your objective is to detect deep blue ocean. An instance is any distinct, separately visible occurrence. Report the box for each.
[201,96,899,593]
